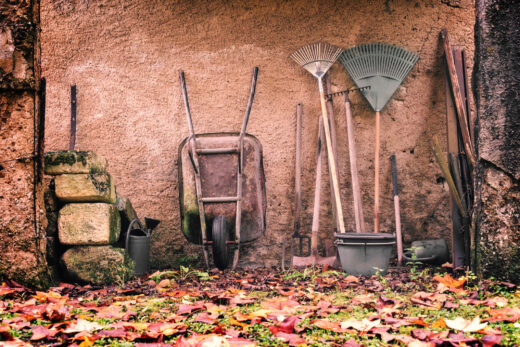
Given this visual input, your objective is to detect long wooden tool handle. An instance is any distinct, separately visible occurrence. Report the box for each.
[294,103,303,234]
[345,95,365,233]
[311,116,324,257]
[69,85,77,151]
[441,30,475,167]
[318,79,346,234]
[325,74,339,231]
[391,154,403,266]
[374,111,381,233]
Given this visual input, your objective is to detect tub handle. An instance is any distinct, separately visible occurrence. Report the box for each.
[334,241,396,247]
[402,251,436,262]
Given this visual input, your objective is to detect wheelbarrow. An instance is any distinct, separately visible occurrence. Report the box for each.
[177,67,266,270]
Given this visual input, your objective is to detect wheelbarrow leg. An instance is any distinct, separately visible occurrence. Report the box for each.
[232,170,243,270]
[180,70,211,269]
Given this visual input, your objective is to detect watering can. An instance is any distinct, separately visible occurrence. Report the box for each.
[402,239,449,265]
[125,217,160,275]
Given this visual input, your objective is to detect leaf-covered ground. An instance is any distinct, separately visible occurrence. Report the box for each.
[1,265,519,346]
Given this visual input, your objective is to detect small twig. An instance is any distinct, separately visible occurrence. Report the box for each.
[0,155,36,164]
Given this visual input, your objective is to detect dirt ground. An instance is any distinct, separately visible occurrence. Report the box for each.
[40,0,475,268]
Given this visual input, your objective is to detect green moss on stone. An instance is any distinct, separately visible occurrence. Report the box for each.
[44,150,89,167]
[61,246,135,285]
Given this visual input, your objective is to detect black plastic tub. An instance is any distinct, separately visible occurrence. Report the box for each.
[335,232,396,276]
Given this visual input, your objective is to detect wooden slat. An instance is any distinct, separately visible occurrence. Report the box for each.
[441,29,475,167]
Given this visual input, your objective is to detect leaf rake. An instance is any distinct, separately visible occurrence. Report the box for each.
[290,42,346,266]
[339,43,419,233]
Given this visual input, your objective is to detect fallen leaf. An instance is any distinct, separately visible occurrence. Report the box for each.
[445,316,487,332]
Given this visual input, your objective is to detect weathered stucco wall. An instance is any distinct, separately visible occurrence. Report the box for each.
[0,0,52,287]
[474,0,520,282]
[41,0,475,268]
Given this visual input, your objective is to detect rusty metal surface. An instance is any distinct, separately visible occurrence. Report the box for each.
[178,133,266,244]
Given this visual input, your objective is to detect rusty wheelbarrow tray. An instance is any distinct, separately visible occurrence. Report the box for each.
[177,68,266,270]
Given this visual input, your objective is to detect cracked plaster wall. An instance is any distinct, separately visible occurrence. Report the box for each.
[41,0,475,268]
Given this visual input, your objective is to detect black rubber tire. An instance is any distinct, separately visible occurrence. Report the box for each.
[212,216,230,270]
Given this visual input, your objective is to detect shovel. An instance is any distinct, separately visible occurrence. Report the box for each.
[293,116,336,267]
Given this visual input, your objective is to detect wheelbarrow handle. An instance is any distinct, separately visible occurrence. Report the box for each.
[240,67,259,137]
[179,70,196,138]
[126,218,145,251]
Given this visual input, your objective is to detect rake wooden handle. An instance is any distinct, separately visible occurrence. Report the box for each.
[374,111,381,233]
[311,116,324,257]
[294,103,303,234]
[345,95,365,234]
[318,80,346,234]
[325,74,339,231]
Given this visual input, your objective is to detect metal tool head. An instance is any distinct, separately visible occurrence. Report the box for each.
[339,43,419,112]
[291,42,343,79]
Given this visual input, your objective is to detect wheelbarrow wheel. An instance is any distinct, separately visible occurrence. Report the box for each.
[212,215,230,270]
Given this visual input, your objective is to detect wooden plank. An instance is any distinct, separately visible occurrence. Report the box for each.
[441,29,475,167]
[445,66,465,268]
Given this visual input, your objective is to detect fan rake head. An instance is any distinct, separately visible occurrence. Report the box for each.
[339,43,419,112]
[291,42,343,80]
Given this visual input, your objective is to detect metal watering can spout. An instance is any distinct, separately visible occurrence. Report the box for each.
[144,217,161,235]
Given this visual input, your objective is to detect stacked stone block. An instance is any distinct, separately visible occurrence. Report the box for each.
[44,150,135,285]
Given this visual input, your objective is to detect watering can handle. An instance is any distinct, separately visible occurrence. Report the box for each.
[126,218,144,251]
[402,251,436,262]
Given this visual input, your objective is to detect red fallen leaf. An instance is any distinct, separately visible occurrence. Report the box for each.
[44,303,70,321]
[371,326,394,342]
[70,331,93,341]
[177,303,205,315]
[481,334,504,347]
[485,307,520,322]
[0,287,17,297]
[342,339,362,347]
[311,319,347,333]
[410,292,447,309]
[161,290,200,298]
[394,334,435,346]
[30,325,58,341]
[443,301,460,309]
[273,331,306,346]
[444,332,478,344]
[412,329,432,340]
[95,304,125,319]
[175,334,256,346]
[94,328,128,339]
[277,288,296,297]
[268,315,299,334]
[195,312,218,325]
[0,324,15,340]
[227,337,258,346]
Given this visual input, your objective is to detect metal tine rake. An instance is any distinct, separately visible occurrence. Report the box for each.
[291,42,346,238]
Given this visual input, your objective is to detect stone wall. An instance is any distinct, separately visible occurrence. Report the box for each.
[40,0,476,268]
[474,0,520,282]
[0,0,52,287]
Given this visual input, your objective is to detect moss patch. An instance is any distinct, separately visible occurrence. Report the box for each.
[61,246,135,285]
